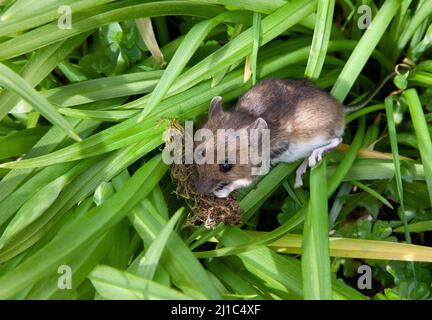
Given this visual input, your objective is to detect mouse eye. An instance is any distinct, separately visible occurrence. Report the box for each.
[219,160,232,173]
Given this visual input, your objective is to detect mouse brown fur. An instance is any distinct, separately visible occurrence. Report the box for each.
[193,78,345,198]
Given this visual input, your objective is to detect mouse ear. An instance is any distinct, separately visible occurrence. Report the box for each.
[208,96,223,118]
[249,117,268,130]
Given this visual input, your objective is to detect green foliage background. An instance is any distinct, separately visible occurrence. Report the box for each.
[0,0,431,300]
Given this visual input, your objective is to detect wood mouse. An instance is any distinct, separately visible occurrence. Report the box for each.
[192,77,385,198]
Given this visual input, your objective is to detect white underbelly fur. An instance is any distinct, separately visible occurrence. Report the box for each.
[271,136,329,164]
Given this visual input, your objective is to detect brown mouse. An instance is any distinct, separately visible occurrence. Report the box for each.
[192,78,347,198]
[193,72,395,198]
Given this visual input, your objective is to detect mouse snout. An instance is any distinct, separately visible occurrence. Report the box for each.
[193,174,214,195]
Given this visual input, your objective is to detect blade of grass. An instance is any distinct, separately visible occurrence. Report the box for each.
[0,63,81,141]
[0,1,226,61]
[135,18,166,67]
[58,109,139,122]
[217,226,366,300]
[40,71,162,108]
[385,96,412,244]
[241,163,297,221]
[403,89,432,208]
[329,182,352,228]
[0,154,167,298]
[397,0,432,51]
[251,12,261,85]
[394,221,432,233]
[137,11,251,121]
[0,122,167,169]
[89,265,192,300]
[128,199,222,299]
[327,117,366,195]
[0,33,90,121]
[206,259,263,299]
[304,0,335,79]
[153,16,170,46]
[331,0,401,101]
[167,0,317,95]
[351,180,393,209]
[243,48,252,83]
[148,184,169,221]
[249,233,432,262]
[189,223,226,250]
[0,159,98,248]
[0,135,164,263]
[212,24,244,87]
[221,256,296,299]
[301,159,332,299]
[189,0,287,14]
[135,208,183,280]
[0,119,98,201]
[0,0,116,36]
[0,127,48,160]
[327,159,425,181]
[0,162,75,228]
[196,231,432,263]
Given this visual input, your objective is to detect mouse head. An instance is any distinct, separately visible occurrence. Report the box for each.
[193,96,268,198]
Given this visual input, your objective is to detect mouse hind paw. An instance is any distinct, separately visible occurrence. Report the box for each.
[294,158,309,188]
[294,138,342,188]
[307,137,342,168]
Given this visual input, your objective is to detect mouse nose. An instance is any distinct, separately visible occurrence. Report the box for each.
[193,175,213,195]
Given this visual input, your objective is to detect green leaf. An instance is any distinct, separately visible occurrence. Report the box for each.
[93,181,115,206]
[302,160,332,299]
[216,226,366,300]
[89,264,192,300]
[138,11,250,121]
[385,96,412,244]
[0,154,167,298]
[0,127,48,160]
[128,199,221,299]
[0,63,81,141]
[304,0,335,80]
[331,0,401,101]
[134,208,183,280]
[352,180,393,209]
[251,12,261,85]
[0,2,226,61]
[403,89,432,208]
[394,71,409,90]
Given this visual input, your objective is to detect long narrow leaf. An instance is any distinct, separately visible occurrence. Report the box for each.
[403,89,432,208]
[302,160,332,300]
[0,155,167,298]
[0,63,81,141]
[304,0,335,79]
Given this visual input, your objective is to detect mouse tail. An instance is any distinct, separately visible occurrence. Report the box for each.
[343,104,367,114]
[343,71,396,114]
